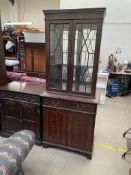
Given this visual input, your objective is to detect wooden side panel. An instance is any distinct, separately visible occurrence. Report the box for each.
[0,17,7,86]
[67,112,95,151]
[43,108,67,145]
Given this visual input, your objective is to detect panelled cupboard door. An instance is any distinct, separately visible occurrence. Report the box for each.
[67,112,95,151]
[20,103,40,139]
[43,108,67,145]
[1,100,19,134]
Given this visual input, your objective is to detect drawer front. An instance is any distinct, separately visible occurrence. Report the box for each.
[68,101,96,113]
[0,91,40,104]
[44,98,67,108]
[43,98,96,113]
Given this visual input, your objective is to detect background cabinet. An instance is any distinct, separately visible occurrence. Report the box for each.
[25,43,46,78]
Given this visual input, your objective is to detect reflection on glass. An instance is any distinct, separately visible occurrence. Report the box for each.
[49,24,69,90]
[72,23,97,93]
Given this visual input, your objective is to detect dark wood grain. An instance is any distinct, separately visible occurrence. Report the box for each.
[42,94,97,158]
[42,91,99,104]
[67,112,95,151]
[43,8,106,20]
[0,17,8,86]
[43,108,67,145]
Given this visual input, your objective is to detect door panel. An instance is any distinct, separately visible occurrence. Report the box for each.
[20,103,40,138]
[43,108,67,145]
[67,111,95,151]
[2,100,19,133]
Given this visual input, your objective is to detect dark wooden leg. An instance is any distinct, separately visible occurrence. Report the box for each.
[43,144,48,148]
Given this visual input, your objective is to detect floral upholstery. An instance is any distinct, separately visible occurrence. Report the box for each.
[0,130,36,175]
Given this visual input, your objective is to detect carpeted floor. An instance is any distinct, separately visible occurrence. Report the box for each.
[0,95,131,175]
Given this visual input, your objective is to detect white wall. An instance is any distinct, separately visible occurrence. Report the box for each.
[60,0,131,66]
[0,0,10,28]
[18,0,60,30]
[0,0,60,30]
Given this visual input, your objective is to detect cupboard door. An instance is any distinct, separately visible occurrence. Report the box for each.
[1,100,19,134]
[67,112,95,151]
[43,108,67,145]
[20,103,40,139]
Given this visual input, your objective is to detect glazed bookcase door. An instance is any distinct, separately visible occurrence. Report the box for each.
[71,20,102,96]
[46,21,72,92]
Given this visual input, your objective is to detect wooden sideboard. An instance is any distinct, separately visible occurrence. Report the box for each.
[41,92,98,159]
[0,82,45,144]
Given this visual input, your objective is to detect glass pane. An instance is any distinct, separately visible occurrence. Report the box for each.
[72,23,97,94]
[49,24,69,90]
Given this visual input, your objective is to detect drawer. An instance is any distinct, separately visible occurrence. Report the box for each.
[43,98,96,113]
[67,101,96,113]
[0,91,40,104]
[44,98,67,108]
